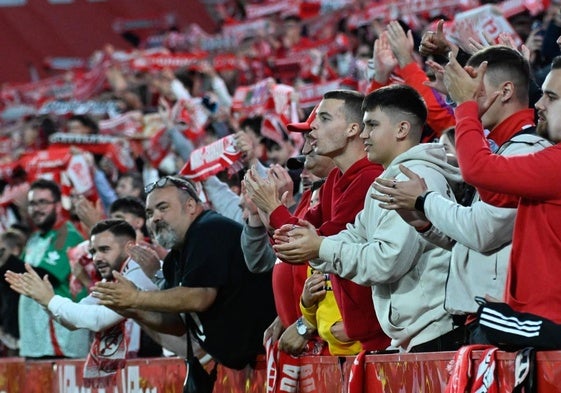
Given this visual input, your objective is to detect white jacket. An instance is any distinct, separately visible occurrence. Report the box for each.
[422,133,551,314]
[312,143,462,351]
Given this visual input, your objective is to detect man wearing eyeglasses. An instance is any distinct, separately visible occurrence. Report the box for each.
[93,175,276,371]
[18,178,90,359]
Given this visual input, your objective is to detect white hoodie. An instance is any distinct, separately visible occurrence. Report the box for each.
[312,143,462,351]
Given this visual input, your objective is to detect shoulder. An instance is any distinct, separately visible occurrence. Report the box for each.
[344,159,383,187]
[188,211,242,244]
[64,222,85,242]
[501,134,553,155]
[197,210,242,230]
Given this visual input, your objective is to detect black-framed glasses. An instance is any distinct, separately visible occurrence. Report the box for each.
[144,176,199,201]
[28,199,57,209]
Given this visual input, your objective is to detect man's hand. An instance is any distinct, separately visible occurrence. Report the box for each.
[273,220,323,264]
[423,60,448,95]
[371,164,428,210]
[137,240,169,261]
[243,166,282,214]
[73,196,103,230]
[372,32,398,84]
[92,271,140,309]
[268,164,295,209]
[370,165,431,229]
[443,51,500,109]
[419,20,455,57]
[72,262,93,290]
[278,322,309,355]
[158,97,175,130]
[127,244,161,278]
[234,130,256,164]
[263,315,285,347]
[5,263,54,307]
[386,20,415,68]
[301,271,328,308]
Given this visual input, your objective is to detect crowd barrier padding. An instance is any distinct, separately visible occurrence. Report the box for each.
[1,350,561,392]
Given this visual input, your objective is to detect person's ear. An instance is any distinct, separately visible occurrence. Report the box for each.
[500,81,514,102]
[397,121,411,139]
[132,216,144,231]
[346,122,361,137]
[185,197,198,214]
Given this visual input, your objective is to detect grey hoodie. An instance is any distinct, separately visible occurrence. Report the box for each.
[312,143,461,351]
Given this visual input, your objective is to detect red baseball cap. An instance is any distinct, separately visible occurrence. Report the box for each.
[287,105,318,133]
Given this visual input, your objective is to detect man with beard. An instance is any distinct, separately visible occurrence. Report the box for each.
[18,178,89,359]
[6,219,179,386]
[93,176,276,371]
[432,53,561,345]
[370,46,551,344]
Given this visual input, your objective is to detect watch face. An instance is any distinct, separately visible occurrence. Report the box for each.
[296,318,308,335]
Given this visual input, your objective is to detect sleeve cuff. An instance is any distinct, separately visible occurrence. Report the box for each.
[313,238,337,273]
[47,295,69,315]
[454,101,479,122]
[269,205,296,229]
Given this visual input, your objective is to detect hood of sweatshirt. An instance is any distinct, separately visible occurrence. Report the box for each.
[382,143,464,195]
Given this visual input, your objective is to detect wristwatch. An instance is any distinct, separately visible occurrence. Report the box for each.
[154,269,164,280]
[296,317,314,338]
[414,191,433,215]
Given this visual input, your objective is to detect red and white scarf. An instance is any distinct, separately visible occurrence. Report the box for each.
[265,337,324,393]
[347,350,367,393]
[445,345,498,393]
[83,320,127,388]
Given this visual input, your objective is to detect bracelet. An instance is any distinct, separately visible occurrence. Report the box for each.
[414,191,433,215]
[416,222,432,233]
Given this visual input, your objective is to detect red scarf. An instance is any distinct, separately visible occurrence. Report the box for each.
[347,350,367,393]
[265,337,324,393]
[445,345,498,393]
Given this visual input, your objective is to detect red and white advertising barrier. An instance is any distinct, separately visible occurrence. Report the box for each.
[2,351,561,392]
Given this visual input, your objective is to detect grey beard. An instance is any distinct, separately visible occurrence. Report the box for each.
[154,226,178,249]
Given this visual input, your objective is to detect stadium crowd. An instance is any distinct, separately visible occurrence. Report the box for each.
[1,0,561,390]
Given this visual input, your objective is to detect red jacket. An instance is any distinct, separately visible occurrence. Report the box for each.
[270,157,390,350]
[455,101,561,323]
[272,189,311,328]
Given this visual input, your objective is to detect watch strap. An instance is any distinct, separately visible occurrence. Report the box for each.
[414,191,433,215]
[296,317,314,338]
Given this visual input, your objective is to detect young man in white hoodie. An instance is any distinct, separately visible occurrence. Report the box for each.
[273,84,463,352]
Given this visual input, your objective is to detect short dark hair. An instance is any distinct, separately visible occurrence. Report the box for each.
[261,137,281,151]
[30,178,62,202]
[240,116,263,137]
[109,196,146,219]
[362,84,427,129]
[68,114,99,134]
[467,46,530,104]
[0,228,27,251]
[119,172,145,199]
[552,56,561,70]
[90,219,136,241]
[323,90,365,128]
